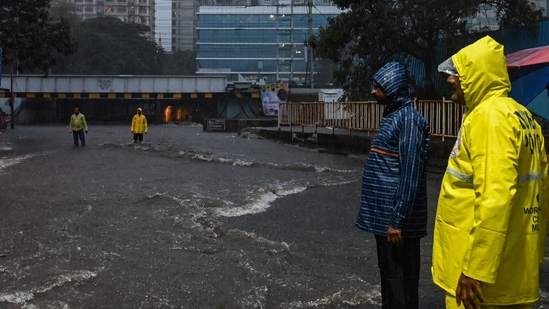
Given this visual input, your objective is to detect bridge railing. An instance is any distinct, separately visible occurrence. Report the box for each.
[278,99,466,141]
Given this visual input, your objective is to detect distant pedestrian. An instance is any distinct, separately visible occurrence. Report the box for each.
[355,62,431,309]
[131,107,148,143]
[432,35,549,309]
[69,107,88,147]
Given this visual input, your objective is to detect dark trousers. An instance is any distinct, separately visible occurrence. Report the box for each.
[133,133,143,142]
[73,129,86,146]
[374,235,420,309]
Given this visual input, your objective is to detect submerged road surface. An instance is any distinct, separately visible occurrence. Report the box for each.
[0,124,547,308]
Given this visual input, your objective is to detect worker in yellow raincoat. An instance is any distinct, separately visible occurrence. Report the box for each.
[131,107,148,143]
[432,36,549,308]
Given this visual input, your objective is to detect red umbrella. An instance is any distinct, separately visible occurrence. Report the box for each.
[506,45,549,120]
[506,45,549,68]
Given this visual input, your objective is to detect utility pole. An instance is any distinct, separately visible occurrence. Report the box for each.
[9,59,15,129]
[9,62,15,129]
[307,0,314,88]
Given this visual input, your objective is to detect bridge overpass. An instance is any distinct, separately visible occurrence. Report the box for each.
[0,75,228,99]
[0,75,266,124]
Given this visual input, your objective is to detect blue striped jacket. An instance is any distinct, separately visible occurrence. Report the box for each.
[355,62,431,238]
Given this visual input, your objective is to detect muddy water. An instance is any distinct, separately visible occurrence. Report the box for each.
[0,124,546,308]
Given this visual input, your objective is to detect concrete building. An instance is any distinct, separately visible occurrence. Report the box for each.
[533,0,549,15]
[171,0,198,52]
[466,0,549,31]
[71,0,156,39]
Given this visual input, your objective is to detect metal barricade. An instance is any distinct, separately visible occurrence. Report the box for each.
[278,99,466,141]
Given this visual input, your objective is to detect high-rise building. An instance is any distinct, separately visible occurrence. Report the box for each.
[193,0,344,86]
[71,0,156,39]
[466,0,549,31]
[531,0,549,16]
[171,0,199,52]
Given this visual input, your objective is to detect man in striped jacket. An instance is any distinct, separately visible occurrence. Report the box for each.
[355,61,431,309]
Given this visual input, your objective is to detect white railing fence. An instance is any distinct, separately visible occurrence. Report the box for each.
[278,98,466,141]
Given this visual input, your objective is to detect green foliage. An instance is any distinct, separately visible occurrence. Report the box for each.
[164,50,197,75]
[487,0,545,29]
[49,0,81,24]
[310,0,545,99]
[49,0,194,76]
[0,0,78,74]
[53,17,164,75]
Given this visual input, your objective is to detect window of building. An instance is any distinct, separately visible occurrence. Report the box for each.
[278,64,290,72]
[278,48,291,58]
[117,6,126,12]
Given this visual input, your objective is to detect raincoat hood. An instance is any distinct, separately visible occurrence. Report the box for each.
[451,36,511,110]
[373,62,410,111]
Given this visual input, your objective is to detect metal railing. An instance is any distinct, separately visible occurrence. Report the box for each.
[278,99,466,141]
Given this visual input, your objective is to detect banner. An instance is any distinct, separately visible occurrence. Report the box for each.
[260,83,288,117]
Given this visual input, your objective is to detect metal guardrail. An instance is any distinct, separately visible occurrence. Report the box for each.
[278,99,466,141]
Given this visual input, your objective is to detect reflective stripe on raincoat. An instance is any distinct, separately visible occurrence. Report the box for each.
[432,36,549,305]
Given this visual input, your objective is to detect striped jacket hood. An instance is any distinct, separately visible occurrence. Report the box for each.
[373,61,410,114]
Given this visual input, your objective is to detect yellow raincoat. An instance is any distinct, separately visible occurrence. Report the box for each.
[432,36,549,305]
[69,113,88,132]
[131,111,148,134]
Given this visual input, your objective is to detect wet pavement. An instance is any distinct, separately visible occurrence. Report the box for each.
[0,124,547,308]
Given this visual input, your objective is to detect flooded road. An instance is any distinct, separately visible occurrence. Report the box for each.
[0,124,547,308]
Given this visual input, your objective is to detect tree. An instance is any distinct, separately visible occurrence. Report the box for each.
[52,17,165,75]
[49,0,82,24]
[164,50,197,75]
[309,0,545,99]
[488,0,545,29]
[0,0,77,74]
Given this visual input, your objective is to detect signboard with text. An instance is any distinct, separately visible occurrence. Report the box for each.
[206,119,226,132]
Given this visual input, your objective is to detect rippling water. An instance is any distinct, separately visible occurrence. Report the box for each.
[0,124,547,308]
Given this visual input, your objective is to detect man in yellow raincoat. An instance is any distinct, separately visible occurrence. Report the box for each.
[432,36,549,308]
[131,107,148,143]
[69,107,88,147]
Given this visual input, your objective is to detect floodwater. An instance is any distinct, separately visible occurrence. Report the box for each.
[0,124,547,308]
